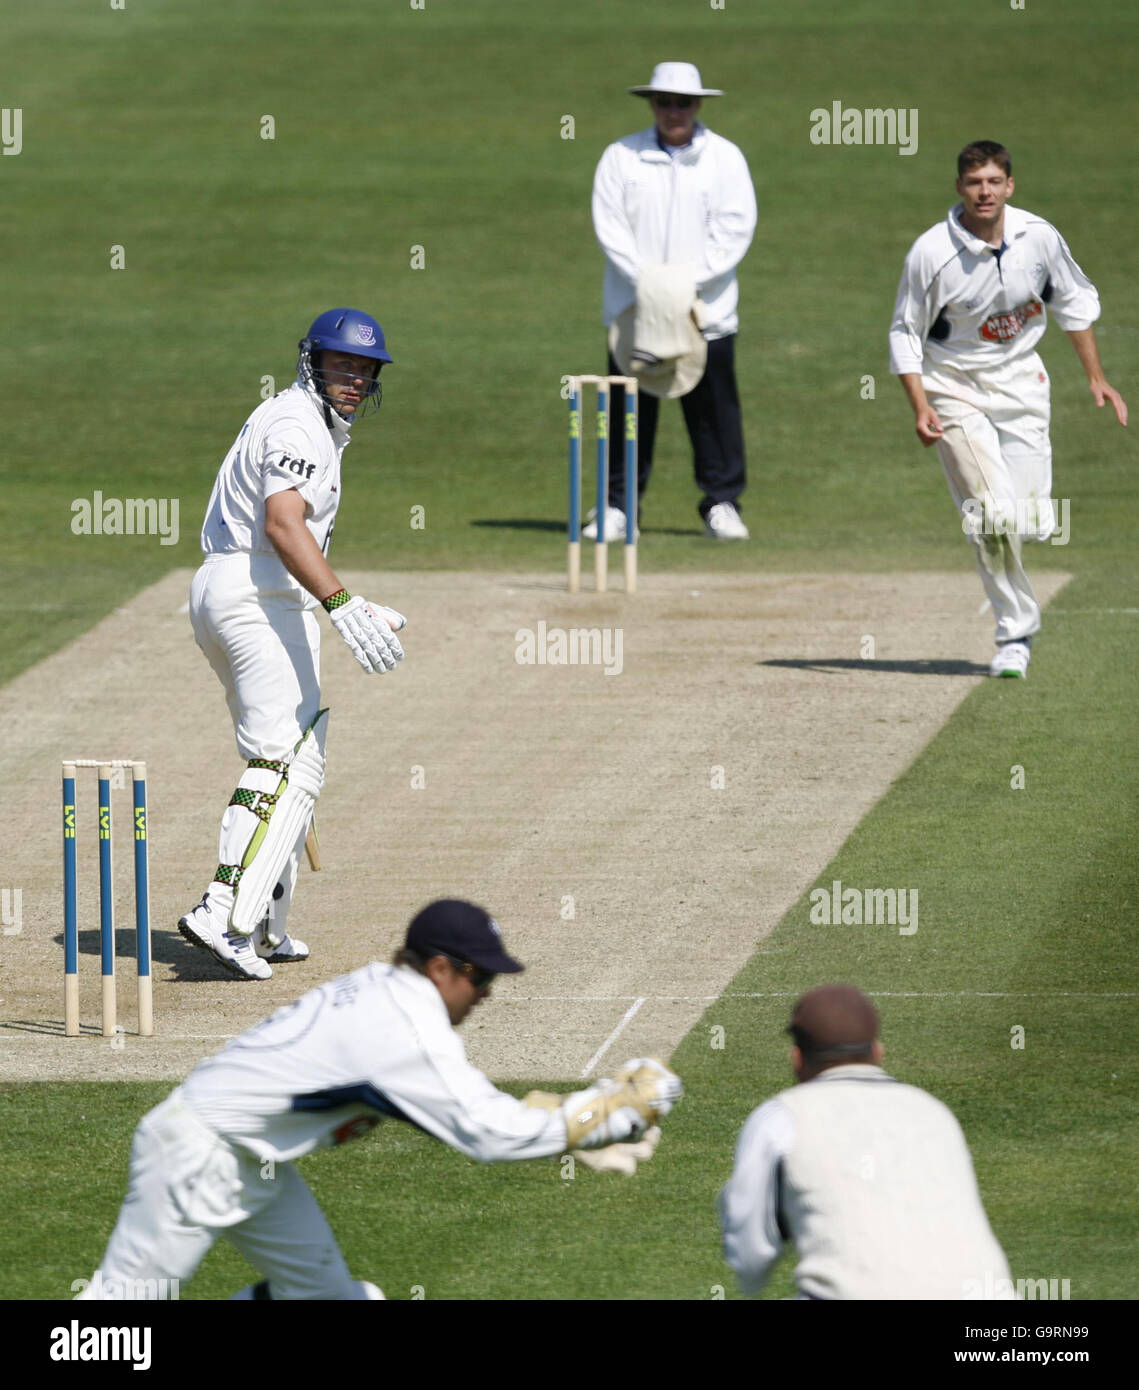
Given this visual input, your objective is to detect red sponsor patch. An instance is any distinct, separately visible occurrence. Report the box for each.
[980,300,1043,343]
[332,1114,380,1145]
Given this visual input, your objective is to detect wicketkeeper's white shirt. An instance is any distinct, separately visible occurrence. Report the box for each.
[179,964,570,1163]
[592,123,757,337]
[719,1065,1015,1299]
[889,203,1100,376]
[199,381,351,600]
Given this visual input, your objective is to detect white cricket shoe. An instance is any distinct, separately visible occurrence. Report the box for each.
[178,895,273,980]
[990,640,1031,679]
[253,918,310,963]
[704,502,749,540]
[581,507,632,542]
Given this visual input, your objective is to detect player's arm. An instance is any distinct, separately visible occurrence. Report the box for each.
[889,243,944,445]
[389,1030,681,1164]
[592,146,642,285]
[1065,328,1128,426]
[693,146,757,286]
[264,488,343,602]
[897,373,944,446]
[719,1098,794,1296]
[264,489,406,675]
[1034,223,1126,425]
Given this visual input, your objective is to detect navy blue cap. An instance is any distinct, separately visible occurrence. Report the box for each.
[405,900,524,975]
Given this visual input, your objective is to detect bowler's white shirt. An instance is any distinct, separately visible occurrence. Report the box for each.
[592,123,757,337]
[889,203,1100,376]
[179,964,570,1164]
[200,381,351,569]
[719,1065,1015,1299]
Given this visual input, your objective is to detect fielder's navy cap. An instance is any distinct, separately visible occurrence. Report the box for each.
[405,900,524,975]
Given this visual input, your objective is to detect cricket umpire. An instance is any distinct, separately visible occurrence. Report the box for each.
[180,309,408,980]
[890,141,1128,679]
[719,985,1014,1299]
[76,901,682,1300]
[589,62,757,542]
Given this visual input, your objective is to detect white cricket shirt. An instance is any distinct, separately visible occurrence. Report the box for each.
[178,964,570,1164]
[719,1065,1014,1299]
[889,203,1100,376]
[200,381,351,565]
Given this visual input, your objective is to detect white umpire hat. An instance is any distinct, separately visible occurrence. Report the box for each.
[608,306,707,399]
[628,62,723,98]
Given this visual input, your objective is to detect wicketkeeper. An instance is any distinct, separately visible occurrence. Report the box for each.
[76,901,682,1300]
[181,309,407,979]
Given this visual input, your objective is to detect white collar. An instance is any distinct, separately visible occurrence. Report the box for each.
[640,121,708,163]
[947,201,1030,255]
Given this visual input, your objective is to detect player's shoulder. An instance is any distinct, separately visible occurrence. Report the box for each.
[1004,204,1065,246]
[601,128,660,162]
[258,381,321,426]
[699,125,746,160]
[738,1093,794,1143]
[870,1075,966,1132]
[256,383,327,446]
[905,215,957,267]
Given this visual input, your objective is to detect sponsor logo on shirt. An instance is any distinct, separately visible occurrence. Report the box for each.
[980,299,1042,343]
[280,456,317,480]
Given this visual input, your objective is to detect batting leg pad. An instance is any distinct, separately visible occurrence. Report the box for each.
[228,710,329,935]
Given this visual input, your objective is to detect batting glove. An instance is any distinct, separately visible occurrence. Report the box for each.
[326,593,406,674]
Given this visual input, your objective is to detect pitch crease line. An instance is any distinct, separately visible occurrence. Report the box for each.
[580,996,646,1079]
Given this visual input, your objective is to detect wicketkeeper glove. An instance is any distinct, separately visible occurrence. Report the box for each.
[573,1126,662,1176]
[524,1057,682,1151]
[323,591,406,674]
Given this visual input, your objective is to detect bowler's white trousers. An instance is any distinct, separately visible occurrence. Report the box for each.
[75,1091,371,1299]
[924,352,1056,644]
[189,552,322,927]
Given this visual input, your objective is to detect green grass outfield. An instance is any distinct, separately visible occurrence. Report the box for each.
[4,619,1136,1299]
[1,0,1137,1299]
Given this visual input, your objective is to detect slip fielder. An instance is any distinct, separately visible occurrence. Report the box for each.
[889,141,1127,679]
[720,986,1014,1299]
[179,309,407,980]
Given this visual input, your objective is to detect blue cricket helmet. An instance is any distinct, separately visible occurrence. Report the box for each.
[298,308,392,421]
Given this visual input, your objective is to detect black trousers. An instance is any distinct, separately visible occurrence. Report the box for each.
[606,333,747,520]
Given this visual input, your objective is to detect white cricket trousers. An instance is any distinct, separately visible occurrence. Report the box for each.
[924,353,1056,644]
[190,552,322,761]
[189,553,322,924]
[75,1091,372,1300]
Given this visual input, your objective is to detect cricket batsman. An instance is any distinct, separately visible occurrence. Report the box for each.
[890,141,1127,679]
[76,901,682,1300]
[180,309,407,980]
